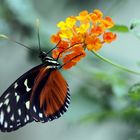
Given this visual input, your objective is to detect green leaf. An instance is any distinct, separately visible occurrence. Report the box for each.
[109,24,129,33]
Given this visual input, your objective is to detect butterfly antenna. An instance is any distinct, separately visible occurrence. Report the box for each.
[36,19,42,53]
[0,34,37,53]
[46,40,61,55]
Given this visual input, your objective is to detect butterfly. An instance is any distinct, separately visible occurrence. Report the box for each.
[0,34,71,132]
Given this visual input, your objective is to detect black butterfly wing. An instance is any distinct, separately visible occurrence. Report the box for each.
[0,64,44,132]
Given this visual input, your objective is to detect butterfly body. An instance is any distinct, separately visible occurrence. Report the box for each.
[0,51,70,132]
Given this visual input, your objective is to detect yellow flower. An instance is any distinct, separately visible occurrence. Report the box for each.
[76,23,90,34]
[57,17,77,30]
[57,21,67,30]
[65,17,77,28]
[59,30,73,39]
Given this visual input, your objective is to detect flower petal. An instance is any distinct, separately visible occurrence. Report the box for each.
[103,32,117,43]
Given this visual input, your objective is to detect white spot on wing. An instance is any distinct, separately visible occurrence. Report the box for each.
[26,115,29,121]
[0,111,4,125]
[39,113,43,118]
[33,106,37,112]
[15,92,18,96]
[4,99,9,105]
[16,95,20,102]
[24,79,31,92]
[4,122,8,128]
[25,101,30,109]
[0,102,3,108]
[24,118,27,123]
[7,106,11,113]
[10,114,14,121]
[14,82,18,89]
[18,109,21,116]
[4,93,10,99]
[10,125,13,128]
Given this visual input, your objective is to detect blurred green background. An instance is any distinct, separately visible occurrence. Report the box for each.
[0,0,140,140]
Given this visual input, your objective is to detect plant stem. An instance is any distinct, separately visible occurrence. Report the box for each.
[91,50,140,75]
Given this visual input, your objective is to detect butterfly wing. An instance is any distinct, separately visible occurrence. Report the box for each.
[0,64,44,132]
[30,68,71,122]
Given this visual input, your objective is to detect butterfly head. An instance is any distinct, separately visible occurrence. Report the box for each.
[39,51,60,68]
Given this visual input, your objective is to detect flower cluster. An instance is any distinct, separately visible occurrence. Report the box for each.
[51,9,117,69]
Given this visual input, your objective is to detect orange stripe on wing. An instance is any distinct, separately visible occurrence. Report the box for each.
[31,66,68,117]
[39,70,67,116]
[31,67,49,101]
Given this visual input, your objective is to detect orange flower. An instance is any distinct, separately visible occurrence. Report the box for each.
[86,36,102,51]
[103,32,117,43]
[76,10,90,23]
[50,9,117,69]
[70,44,84,53]
[63,51,86,69]
[90,24,105,36]
[51,34,60,43]
[52,49,60,59]
[70,35,84,45]
[63,61,77,70]
[101,16,114,29]
[90,9,103,23]
[58,40,69,49]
